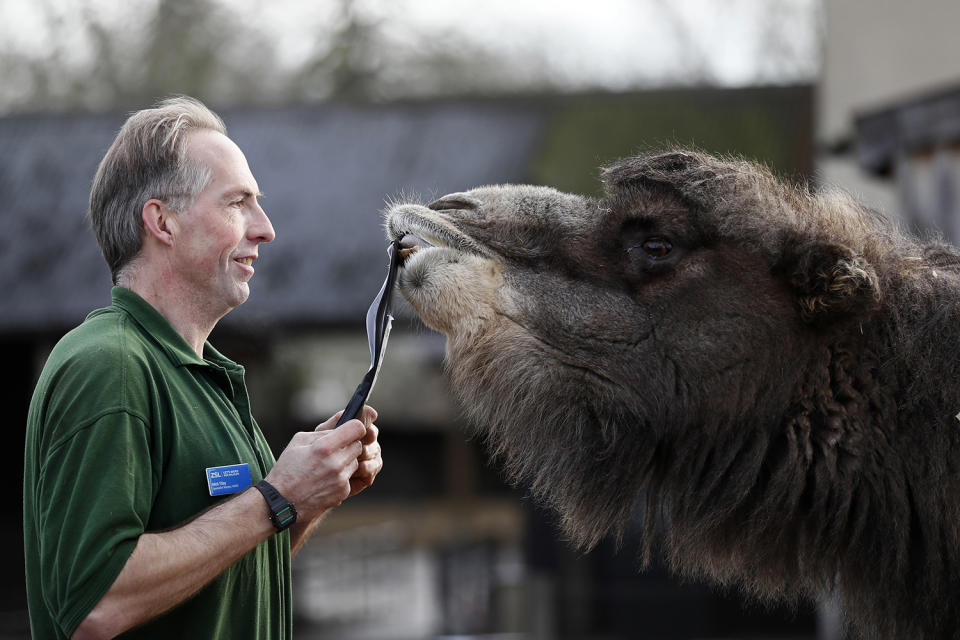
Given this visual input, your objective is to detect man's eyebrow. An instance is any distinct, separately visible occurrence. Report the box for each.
[223,188,265,201]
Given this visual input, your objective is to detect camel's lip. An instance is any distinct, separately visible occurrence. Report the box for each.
[384,203,491,259]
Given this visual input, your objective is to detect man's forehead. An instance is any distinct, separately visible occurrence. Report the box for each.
[186,128,233,156]
[186,129,259,191]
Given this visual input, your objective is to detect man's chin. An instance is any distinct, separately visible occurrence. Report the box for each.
[221,283,251,313]
[232,285,251,307]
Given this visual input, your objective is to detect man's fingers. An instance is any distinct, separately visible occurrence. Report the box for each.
[361,423,379,445]
[315,410,345,432]
[315,420,366,450]
[358,440,381,461]
[348,440,364,460]
[354,457,382,478]
[349,455,383,496]
[360,404,378,427]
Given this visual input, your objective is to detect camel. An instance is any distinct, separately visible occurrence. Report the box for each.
[383,150,960,639]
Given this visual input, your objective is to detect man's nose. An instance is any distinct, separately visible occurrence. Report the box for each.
[249,203,276,243]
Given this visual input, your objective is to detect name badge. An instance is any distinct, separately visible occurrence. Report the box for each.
[206,463,252,496]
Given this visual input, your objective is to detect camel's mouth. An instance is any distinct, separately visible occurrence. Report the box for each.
[397,237,421,265]
[385,203,490,264]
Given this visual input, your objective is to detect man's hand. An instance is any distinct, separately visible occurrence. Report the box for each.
[265,405,383,522]
[338,405,382,497]
[314,405,382,497]
[283,406,383,556]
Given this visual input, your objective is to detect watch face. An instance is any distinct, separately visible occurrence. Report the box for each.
[272,503,297,530]
[256,480,297,531]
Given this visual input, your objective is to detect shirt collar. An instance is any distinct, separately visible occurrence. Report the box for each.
[109,286,241,371]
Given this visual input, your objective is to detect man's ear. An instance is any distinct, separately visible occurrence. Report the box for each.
[141,199,176,247]
[775,238,880,325]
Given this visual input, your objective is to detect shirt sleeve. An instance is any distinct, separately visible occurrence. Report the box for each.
[34,410,154,637]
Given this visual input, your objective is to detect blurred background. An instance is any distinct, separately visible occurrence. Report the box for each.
[3,1,959,638]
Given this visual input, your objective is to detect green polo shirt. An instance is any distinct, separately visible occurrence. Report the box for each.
[24,287,291,639]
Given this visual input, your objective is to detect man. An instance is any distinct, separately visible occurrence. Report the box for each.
[23,96,383,639]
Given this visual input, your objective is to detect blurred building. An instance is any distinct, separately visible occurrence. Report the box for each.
[5,86,814,640]
[817,0,960,243]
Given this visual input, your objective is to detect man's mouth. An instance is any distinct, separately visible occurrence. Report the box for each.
[235,257,254,267]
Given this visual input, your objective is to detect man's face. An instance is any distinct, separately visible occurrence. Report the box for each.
[173,129,275,316]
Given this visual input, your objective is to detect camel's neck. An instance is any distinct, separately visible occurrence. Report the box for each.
[647,299,959,638]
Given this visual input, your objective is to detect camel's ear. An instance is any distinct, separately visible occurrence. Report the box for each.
[776,239,880,324]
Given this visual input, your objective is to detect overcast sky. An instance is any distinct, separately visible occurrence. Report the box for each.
[395,0,820,86]
[234,0,822,86]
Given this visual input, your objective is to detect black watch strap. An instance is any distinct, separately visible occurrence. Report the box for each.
[254,480,297,532]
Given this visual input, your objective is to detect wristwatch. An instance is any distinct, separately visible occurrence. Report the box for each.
[254,480,298,532]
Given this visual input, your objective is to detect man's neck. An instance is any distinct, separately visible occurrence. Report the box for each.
[121,272,224,357]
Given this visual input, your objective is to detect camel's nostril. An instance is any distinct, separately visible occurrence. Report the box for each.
[427,195,478,212]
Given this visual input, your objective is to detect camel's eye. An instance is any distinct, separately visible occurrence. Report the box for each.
[622,226,682,278]
[631,237,673,259]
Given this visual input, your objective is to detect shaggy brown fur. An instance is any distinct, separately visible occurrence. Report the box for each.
[384,150,960,639]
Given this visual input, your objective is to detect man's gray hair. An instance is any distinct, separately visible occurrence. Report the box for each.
[89,96,226,284]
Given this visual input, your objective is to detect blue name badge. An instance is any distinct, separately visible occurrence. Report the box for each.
[205,463,252,496]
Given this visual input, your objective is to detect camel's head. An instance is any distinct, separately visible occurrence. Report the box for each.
[383,150,884,546]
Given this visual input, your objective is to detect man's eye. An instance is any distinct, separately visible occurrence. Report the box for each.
[629,237,673,258]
